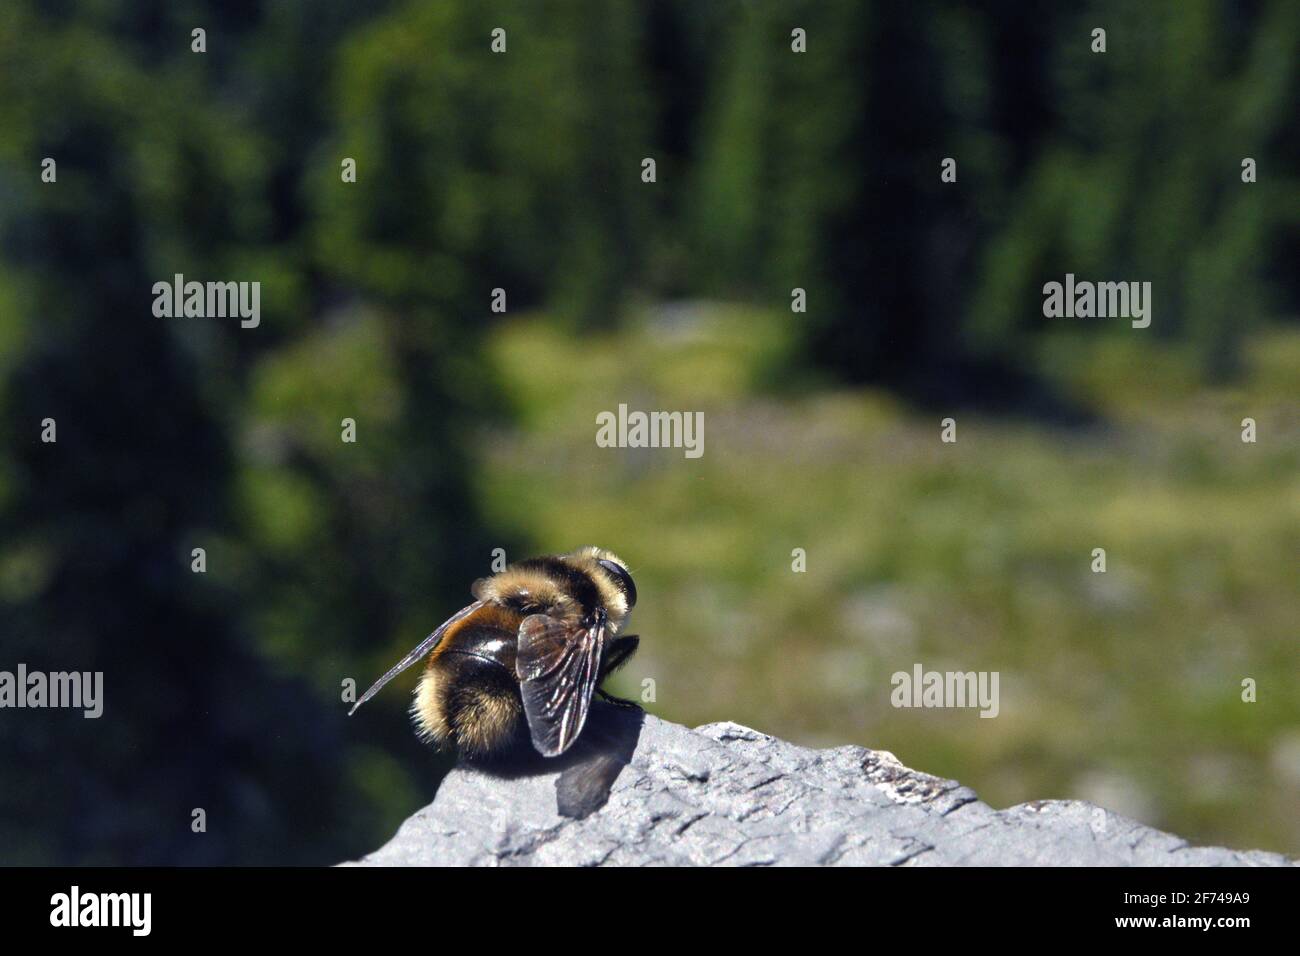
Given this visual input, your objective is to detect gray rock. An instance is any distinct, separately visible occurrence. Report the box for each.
[344,714,1295,866]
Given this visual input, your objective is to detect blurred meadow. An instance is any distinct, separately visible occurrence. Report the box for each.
[482,309,1299,855]
[0,0,1296,863]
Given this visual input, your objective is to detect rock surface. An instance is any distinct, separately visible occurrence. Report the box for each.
[346,714,1294,866]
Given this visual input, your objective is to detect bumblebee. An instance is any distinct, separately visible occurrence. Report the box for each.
[349,546,639,759]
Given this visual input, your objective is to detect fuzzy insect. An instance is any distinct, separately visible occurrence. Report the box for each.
[350,546,639,760]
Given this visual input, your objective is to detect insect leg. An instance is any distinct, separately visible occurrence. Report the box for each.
[596,635,640,709]
[598,635,639,680]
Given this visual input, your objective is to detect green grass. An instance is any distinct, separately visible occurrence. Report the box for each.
[474,304,1299,856]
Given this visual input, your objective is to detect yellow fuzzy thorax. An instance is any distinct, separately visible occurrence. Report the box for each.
[474,546,632,632]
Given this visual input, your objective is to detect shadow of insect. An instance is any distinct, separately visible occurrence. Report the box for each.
[463,701,646,819]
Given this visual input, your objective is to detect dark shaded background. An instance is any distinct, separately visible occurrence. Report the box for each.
[0,0,1295,864]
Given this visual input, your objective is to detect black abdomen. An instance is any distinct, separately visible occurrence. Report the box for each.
[441,619,519,673]
[416,615,527,757]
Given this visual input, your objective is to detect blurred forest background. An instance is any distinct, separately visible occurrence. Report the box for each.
[0,0,1295,864]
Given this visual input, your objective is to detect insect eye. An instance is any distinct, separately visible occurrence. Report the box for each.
[597,559,637,609]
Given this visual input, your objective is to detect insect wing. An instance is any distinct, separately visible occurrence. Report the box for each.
[516,611,606,756]
[348,601,484,715]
